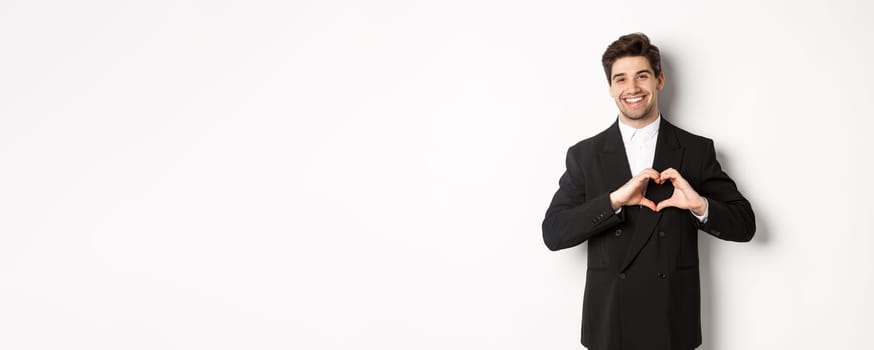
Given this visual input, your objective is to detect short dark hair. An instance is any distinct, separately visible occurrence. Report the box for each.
[601,33,662,84]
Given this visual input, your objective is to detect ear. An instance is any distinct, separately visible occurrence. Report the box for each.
[656,72,665,91]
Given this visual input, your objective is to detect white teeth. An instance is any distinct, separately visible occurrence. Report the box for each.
[624,97,643,103]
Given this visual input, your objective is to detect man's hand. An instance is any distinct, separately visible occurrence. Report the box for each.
[610,168,659,211]
[655,168,707,215]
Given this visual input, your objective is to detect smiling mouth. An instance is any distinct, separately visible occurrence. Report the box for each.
[622,95,645,107]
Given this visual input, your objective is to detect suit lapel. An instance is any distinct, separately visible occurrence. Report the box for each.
[620,119,685,272]
[600,121,633,190]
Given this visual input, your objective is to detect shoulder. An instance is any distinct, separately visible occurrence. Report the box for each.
[664,119,714,149]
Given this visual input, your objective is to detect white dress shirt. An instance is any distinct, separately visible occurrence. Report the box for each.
[618,116,660,177]
[616,115,708,222]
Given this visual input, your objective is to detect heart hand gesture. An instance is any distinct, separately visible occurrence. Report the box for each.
[610,168,707,215]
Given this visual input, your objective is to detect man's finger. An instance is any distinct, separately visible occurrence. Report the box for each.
[656,197,679,211]
[660,168,679,180]
[660,169,692,188]
[637,169,660,182]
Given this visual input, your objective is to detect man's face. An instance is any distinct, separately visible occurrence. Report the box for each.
[609,56,664,123]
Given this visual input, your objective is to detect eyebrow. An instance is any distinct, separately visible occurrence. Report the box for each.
[612,70,654,81]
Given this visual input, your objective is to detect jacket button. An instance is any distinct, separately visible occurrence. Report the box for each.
[658,272,667,279]
[713,230,721,236]
[619,273,626,280]
[658,231,665,237]
[615,229,623,237]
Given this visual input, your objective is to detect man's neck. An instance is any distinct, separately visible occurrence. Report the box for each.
[618,112,660,129]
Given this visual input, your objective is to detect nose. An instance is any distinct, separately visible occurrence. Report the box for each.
[627,81,641,94]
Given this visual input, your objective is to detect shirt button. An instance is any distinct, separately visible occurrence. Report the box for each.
[658,272,667,279]
[619,273,626,280]
[615,229,623,237]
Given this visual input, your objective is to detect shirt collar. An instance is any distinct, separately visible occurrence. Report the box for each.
[618,114,661,144]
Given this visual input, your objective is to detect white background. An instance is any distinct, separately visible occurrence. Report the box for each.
[1,1,872,349]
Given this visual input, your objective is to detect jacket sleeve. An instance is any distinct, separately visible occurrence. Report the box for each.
[542,148,624,251]
[694,140,756,242]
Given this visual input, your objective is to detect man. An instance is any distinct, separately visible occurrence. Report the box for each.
[542,33,755,350]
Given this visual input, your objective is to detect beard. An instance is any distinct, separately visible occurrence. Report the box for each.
[617,99,657,121]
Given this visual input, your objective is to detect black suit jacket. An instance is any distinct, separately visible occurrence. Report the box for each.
[542,118,755,350]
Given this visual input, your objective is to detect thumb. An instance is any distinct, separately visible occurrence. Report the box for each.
[656,198,678,212]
